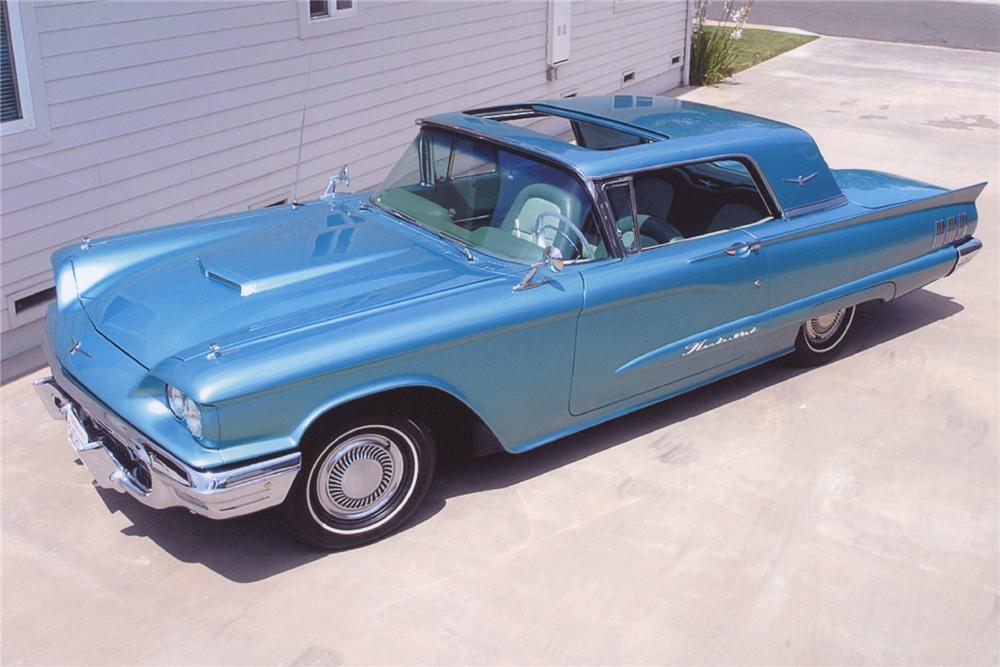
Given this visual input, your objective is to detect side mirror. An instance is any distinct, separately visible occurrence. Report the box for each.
[321,164,351,200]
[513,246,563,292]
[543,245,564,272]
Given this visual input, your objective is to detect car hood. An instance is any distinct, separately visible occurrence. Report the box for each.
[78,199,505,368]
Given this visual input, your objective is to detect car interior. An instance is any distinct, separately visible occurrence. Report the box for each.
[376,128,774,265]
[617,160,773,250]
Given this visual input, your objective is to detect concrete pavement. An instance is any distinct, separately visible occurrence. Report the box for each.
[2,36,998,665]
[710,0,1000,52]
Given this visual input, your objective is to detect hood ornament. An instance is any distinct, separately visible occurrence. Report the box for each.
[783,172,818,186]
[69,338,92,358]
[321,165,351,201]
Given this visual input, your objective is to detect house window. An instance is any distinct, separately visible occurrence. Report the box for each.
[1,0,22,123]
[309,0,354,20]
[1,0,37,137]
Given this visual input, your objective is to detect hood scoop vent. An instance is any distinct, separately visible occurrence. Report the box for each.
[196,257,257,296]
[195,245,414,298]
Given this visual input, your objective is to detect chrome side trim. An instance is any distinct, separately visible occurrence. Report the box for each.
[35,373,301,520]
[932,219,945,248]
[783,194,849,218]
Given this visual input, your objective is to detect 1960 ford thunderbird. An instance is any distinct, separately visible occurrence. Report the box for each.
[35,96,985,549]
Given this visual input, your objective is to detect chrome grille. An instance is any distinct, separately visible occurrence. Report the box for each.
[83,413,153,491]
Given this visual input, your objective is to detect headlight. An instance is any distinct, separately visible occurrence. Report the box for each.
[166,385,186,418]
[183,397,203,439]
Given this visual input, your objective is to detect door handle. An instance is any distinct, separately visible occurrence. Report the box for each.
[724,241,761,256]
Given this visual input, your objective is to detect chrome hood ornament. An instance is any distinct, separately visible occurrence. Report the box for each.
[321,165,351,201]
[68,338,92,358]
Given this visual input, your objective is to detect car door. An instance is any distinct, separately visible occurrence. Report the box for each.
[569,167,773,416]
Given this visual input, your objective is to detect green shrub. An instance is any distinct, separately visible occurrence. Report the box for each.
[690,0,753,86]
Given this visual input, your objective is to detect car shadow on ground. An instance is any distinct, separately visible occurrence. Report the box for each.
[97,288,962,583]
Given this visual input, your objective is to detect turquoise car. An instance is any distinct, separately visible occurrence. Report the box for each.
[35,96,985,550]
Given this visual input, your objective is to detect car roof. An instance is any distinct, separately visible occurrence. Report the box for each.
[420,95,844,214]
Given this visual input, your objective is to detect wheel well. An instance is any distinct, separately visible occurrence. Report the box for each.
[302,387,503,459]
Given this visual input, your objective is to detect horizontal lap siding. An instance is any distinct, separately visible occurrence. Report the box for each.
[0,0,688,351]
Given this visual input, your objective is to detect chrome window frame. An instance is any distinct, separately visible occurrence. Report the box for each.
[600,177,641,255]
[595,154,783,254]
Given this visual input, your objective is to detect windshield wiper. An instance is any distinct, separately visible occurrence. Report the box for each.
[433,229,476,263]
[375,201,476,262]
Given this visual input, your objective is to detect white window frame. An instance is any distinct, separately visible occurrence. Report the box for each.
[297,0,360,38]
[309,0,355,21]
[2,0,35,136]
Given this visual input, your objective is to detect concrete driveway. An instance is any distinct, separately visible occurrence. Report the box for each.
[2,37,998,665]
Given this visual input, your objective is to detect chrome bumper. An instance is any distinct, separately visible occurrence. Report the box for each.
[951,237,983,274]
[34,376,300,520]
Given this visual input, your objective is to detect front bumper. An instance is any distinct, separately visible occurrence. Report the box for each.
[34,374,300,520]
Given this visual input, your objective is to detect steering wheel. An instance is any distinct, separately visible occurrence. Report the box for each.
[534,211,592,260]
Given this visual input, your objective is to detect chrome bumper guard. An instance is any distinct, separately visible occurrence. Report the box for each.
[33,376,300,520]
[951,237,983,274]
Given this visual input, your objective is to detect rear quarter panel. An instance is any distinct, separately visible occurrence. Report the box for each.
[750,191,979,344]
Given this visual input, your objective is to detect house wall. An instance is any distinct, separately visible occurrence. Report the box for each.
[0,0,690,374]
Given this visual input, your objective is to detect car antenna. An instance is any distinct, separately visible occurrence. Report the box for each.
[290,41,318,209]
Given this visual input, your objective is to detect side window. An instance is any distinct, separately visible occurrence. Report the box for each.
[426,134,497,181]
[632,159,772,250]
[604,181,638,253]
[427,133,451,182]
[449,137,497,179]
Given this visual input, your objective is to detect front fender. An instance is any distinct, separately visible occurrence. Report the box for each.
[210,373,503,466]
[290,373,494,444]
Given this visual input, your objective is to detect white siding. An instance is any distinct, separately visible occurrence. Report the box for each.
[0,0,689,365]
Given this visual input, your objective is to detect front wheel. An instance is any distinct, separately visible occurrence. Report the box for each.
[282,413,436,550]
[788,306,857,366]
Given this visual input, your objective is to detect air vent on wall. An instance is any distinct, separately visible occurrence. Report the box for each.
[671,53,681,66]
[622,69,636,85]
[13,286,55,315]
[7,283,57,327]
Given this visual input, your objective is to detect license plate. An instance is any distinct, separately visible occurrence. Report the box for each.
[67,408,94,453]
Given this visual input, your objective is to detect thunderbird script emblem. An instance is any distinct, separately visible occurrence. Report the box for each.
[783,172,818,186]
[68,338,92,358]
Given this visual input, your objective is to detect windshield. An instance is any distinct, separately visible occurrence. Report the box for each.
[372,128,608,264]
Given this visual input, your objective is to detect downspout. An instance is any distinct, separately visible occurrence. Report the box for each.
[682,0,694,86]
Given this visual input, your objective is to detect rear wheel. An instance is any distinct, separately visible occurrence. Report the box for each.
[282,413,436,550]
[789,306,856,366]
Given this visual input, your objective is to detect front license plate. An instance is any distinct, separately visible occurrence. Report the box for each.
[67,408,94,453]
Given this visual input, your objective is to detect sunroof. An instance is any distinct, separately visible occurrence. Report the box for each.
[467,106,650,151]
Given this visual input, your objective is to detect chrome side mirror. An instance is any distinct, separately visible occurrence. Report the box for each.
[544,245,565,272]
[322,164,351,200]
[513,246,563,292]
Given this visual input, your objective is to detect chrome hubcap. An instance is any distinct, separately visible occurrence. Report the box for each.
[315,434,404,521]
[804,309,845,343]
